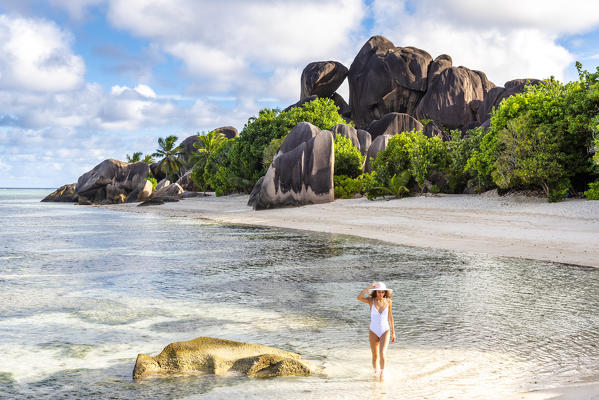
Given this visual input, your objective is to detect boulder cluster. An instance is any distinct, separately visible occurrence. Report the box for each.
[41,128,238,205]
[249,35,540,209]
[44,35,540,210]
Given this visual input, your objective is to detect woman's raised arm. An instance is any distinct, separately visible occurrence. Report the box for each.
[357,282,377,303]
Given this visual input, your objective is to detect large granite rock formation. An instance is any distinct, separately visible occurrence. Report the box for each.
[332,124,360,150]
[357,129,372,156]
[132,337,312,379]
[175,170,197,192]
[41,183,77,202]
[248,122,334,210]
[348,36,432,128]
[151,182,184,198]
[367,112,424,140]
[150,162,166,182]
[476,78,542,125]
[416,63,495,130]
[300,61,348,99]
[364,134,392,173]
[214,125,239,139]
[74,159,150,204]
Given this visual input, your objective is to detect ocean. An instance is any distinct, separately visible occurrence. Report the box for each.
[1,189,598,399]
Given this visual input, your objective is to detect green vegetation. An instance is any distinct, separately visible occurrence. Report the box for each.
[227,97,348,190]
[364,64,599,202]
[152,135,185,181]
[126,152,142,163]
[189,130,228,192]
[334,173,375,199]
[334,134,364,178]
[584,180,599,200]
[126,152,155,164]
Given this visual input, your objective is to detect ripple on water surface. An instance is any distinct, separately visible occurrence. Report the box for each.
[0,189,598,399]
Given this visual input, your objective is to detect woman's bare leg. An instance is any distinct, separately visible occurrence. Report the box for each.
[378,330,391,372]
[369,330,380,371]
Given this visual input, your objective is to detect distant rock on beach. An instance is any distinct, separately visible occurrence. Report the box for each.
[248,122,335,210]
[132,337,312,379]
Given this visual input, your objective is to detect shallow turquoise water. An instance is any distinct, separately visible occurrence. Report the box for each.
[1,189,598,399]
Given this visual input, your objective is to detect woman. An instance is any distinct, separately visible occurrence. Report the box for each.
[357,282,395,379]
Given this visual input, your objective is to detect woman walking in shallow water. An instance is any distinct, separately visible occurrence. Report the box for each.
[357,282,395,379]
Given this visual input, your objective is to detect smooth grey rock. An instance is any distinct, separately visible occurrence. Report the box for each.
[367,112,424,140]
[423,120,449,141]
[180,191,209,198]
[416,66,495,130]
[348,36,432,128]
[180,135,200,160]
[364,134,392,173]
[75,159,149,204]
[249,123,334,210]
[332,124,360,150]
[356,130,372,156]
[42,183,77,202]
[330,92,351,118]
[476,78,542,124]
[155,178,170,191]
[152,182,184,198]
[300,61,348,99]
[176,170,196,192]
[214,126,239,139]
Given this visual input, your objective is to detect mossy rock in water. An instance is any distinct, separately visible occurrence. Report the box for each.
[132,337,312,379]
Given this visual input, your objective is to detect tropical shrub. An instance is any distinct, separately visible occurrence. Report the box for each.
[203,138,239,196]
[365,170,411,200]
[262,136,286,169]
[371,133,412,187]
[405,130,448,192]
[228,98,348,190]
[467,65,599,201]
[334,134,364,178]
[334,173,375,199]
[584,180,599,200]
[189,130,228,192]
[447,128,486,193]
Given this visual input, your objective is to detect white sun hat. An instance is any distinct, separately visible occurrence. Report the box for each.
[369,282,392,293]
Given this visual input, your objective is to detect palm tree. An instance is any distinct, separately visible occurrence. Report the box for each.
[126,152,143,163]
[187,130,228,192]
[142,154,155,164]
[152,135,184,181]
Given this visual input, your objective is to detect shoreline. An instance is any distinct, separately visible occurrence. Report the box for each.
[99,192,599,268]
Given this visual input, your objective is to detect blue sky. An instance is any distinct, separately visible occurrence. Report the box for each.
[1,0,599,188]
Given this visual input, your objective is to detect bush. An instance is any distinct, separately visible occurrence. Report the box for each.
[334,173,375,199]
[584,180,599,200]
[365,170,411,200]
[467,66,599,201]
[371,129,448,192]
[448,127,486,193]
[228,97,349,190]
[334,134,364,178]
[262,136,286,169]
[203,138,238,196]
[405,130,448,192]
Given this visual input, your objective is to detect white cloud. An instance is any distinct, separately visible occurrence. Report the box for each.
[369,0,599,85]
[105,0,365,99]
[0,15,85,92]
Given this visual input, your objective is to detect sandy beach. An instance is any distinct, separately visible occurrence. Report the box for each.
[101,191,599,268]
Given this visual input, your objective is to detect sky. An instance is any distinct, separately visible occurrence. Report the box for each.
[1,0,599,188]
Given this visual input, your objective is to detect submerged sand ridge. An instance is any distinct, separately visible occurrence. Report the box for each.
[100,192,599,268]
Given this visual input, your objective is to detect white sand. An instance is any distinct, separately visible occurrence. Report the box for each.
[101,192,599,268]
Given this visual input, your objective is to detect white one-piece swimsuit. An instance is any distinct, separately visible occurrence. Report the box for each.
[370,301,390,338]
